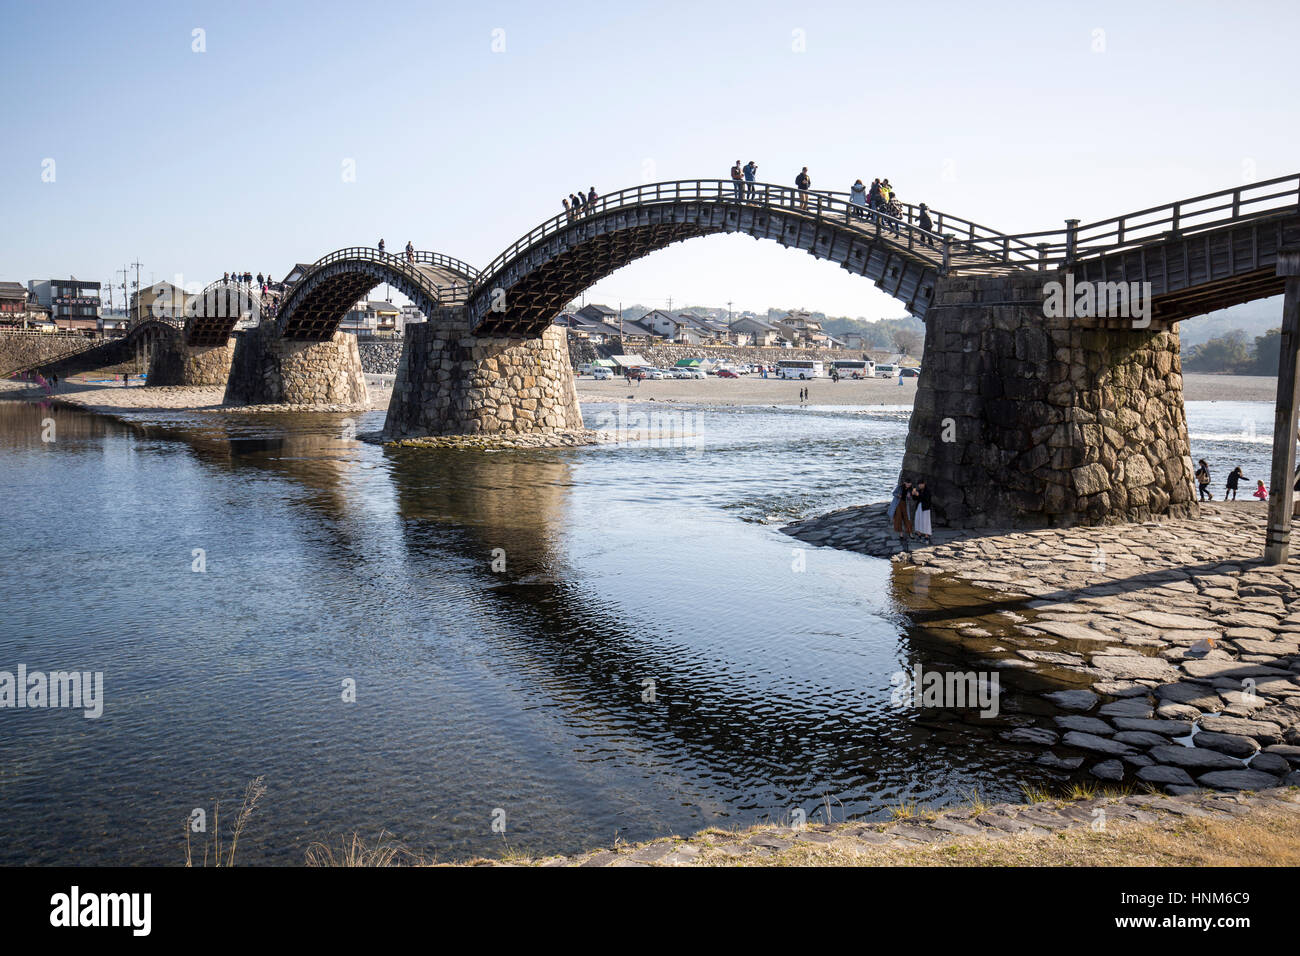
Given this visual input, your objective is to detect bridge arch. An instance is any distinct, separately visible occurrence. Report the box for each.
[276,249,479,341]
[462,179,1025,336]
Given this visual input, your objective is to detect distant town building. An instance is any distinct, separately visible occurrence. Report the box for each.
[340,299,401,334]
[574,303,620,328]
[27,278,101,333]
[399,304,425,329]
[130,280,192,323]
[0,282,29,327]
[728,315,782,347]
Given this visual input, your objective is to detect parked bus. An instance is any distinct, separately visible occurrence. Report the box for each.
[831,360,874,379]
[776,360,824,380]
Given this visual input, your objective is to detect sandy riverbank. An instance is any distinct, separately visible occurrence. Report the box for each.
[576,373,1280,406]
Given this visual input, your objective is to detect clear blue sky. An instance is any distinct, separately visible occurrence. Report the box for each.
[3,0,1297,318]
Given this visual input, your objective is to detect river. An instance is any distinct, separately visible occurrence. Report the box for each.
[0,395,1279,864]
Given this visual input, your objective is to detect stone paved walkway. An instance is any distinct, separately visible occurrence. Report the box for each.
[500,786,1300,866]
[783,502,1300,793]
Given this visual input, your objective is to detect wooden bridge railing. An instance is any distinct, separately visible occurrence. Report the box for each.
[469,179,995,296]
[958,173,1300,269]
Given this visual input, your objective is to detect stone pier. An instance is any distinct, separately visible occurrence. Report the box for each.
[382,319,582,439]
[147,334,237,386]
[223,319,368,407]
[903,270,1196,528]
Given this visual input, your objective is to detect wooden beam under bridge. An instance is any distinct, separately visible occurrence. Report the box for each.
[1265,247,1300,563]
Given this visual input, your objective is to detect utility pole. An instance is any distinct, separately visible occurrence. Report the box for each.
[117,266,131,322]
[667,296,673,312]
[727,299,733,323]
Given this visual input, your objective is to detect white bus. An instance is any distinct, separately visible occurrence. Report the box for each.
[831,360,874,379]
[873,363,899,378]
[777,360,824,380]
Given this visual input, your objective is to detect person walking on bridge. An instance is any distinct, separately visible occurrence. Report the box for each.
[378,238,386,253]
[795,167,811,210]
[405,241,414,263]
[743,160,758,200]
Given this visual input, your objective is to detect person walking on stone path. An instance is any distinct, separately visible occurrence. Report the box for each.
[1195,459,1213,501]
[795,167,811,209]
[850,179,868,219]
[889,478,914,553]
[918,203,934,247]
[912,479,933,544]
[1226,465,1244,500]
[743,160,758,200]
[1254,479,1268,501]
[731,160,744,201]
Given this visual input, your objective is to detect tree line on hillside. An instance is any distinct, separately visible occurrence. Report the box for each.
[1182,328,1281,375]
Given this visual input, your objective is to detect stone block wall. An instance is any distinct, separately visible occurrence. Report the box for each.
[382,320,583,439]
[902,270,1196,528]
[0,331,105,376]
[223,320,368,407]
[147,335,236,386]
[357,339,404,375]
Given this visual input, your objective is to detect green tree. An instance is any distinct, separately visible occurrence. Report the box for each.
[1253,328,1281,374]
[1184,330,1250,372]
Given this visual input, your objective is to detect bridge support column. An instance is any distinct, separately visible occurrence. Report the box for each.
[902,270,1196,528]
[146,334,237,386]
[381,320,582,439]
[223,320,368,407]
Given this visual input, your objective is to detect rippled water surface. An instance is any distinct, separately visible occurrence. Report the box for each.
[0,395,1279,864]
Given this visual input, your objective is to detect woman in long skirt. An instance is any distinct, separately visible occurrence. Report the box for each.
[890,479,914,545]
[912,480,933,544]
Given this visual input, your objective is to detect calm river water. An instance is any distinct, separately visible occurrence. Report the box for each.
[0,395,1279,864]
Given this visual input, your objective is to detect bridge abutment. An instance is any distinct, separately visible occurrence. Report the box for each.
[223,320,368,407]
[903,270,1196,527]
[381,319,582,439]
[147,334,236,386]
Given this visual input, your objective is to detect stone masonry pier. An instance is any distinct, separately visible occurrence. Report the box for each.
[223,320,368,407]
[382,315,582,440]
[903,269,1195,528]
[147,333,236,386]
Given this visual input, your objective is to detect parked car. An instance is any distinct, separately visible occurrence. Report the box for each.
[592,368,613,380]
[716,369,740,378]
[628,367,647,380]
[899,366,920,378]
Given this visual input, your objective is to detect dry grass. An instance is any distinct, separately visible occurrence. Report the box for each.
[305,831,427,867]
[185,775,267,867]
[690,805,1300,867]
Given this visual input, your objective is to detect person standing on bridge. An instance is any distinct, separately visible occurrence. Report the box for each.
[406,241,415,263]
[378,238,386,253]
[918,203,934,247]
[850,179,868,219]
[563,197,572,221]
[573,191,586,216]
[731,161,744,201]
[588,186,599,210]
[744,161,758,200]
[795,167,811,210]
